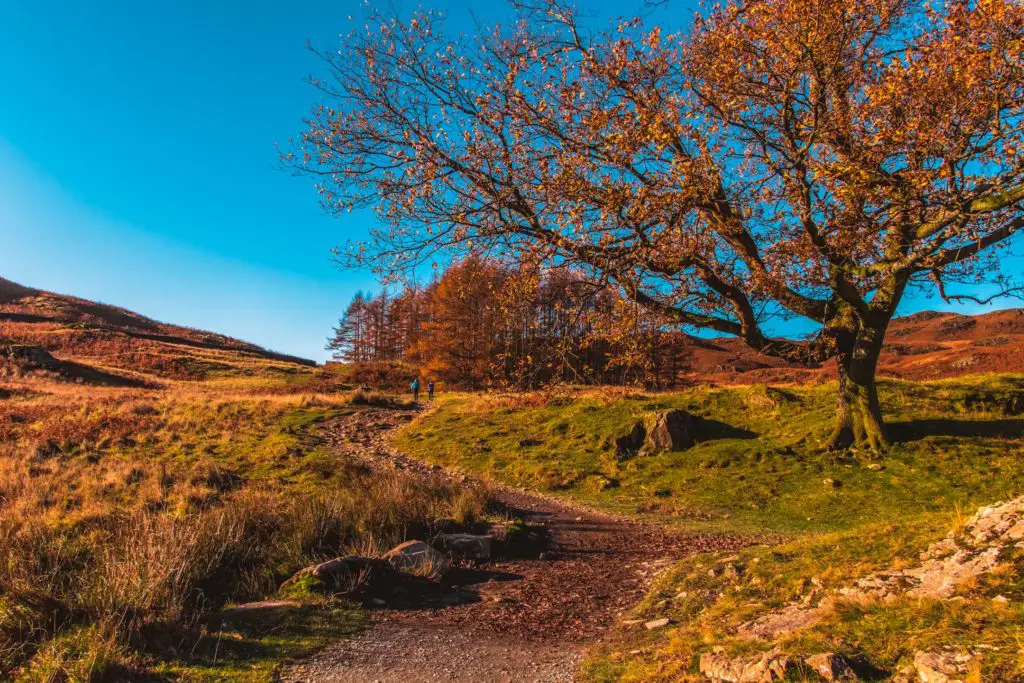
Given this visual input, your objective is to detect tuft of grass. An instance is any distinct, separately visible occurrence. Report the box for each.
[348,389,414,409]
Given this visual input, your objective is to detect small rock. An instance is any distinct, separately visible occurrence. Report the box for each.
[383,540,449,577]
[913,650,971,683]
[823,478,840,489]
[805,652,858,681]
[992,594,1009,605]
[435,533,492,560]
[644,617,670,630]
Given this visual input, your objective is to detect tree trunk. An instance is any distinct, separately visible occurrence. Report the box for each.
[827,331,887,452]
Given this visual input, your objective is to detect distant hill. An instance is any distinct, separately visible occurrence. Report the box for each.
[3,275,1018,388]
[0,277,315,383]
[673,307,1024,385]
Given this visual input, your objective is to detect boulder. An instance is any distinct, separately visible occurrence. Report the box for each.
[614,422,646,458]
[644,409,696,452]
[435,533,492,560]
[383,540,449,577]
[804,653,858,681]
[281,555,391,592]
[699,647,793,682]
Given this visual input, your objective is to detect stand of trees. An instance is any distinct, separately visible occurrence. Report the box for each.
[297,0,1023,450]
[327,257,689,389]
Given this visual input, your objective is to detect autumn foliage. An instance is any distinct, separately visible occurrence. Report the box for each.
[294,0,1024,450]
[326,257,686,389]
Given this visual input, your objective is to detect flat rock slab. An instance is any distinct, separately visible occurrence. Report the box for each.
[282,623,580,682]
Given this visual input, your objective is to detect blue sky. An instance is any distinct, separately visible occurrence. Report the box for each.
[0,0,499,361]
[1,1,1020,362]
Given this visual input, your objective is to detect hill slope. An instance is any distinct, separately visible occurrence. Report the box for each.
[662,307,1024,385]
[0,276,315,383]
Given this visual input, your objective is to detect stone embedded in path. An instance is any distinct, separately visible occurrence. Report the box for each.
[644,409,696,452]
[435,533,493,560]
[384,540,450,577]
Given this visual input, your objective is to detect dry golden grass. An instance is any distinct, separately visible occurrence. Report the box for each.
[0,367,485,680]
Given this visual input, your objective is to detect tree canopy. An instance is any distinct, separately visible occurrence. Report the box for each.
[293,0,1024,450]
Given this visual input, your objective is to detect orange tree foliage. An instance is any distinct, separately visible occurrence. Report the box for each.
[325,257,678,389]
[292,0,1024,450]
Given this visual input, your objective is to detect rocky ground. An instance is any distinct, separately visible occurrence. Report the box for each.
[280,406,748,682]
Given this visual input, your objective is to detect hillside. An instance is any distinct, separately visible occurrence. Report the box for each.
[0,279,488,681]
[0,276,315,385]
[648,307,1024,386]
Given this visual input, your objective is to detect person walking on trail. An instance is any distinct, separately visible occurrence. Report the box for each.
[411,378,420,402]
[427,380,435,401]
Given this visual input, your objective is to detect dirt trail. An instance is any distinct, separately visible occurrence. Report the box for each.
[282,407,745,683]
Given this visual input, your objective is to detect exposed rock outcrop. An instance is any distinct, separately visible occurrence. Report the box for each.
[907,650,974,683]
[739,496,1024,641]
[699,647,794,682]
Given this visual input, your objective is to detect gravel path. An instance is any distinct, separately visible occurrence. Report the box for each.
[281,406,747,682]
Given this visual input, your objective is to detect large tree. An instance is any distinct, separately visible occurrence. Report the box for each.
[291,0,1024,450]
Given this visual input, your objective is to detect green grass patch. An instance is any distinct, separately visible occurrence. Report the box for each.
[396,375,1024,680]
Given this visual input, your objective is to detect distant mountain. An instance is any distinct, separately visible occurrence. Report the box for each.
[0,277,315,383]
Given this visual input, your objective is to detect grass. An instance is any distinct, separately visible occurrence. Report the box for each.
[396,374,1024,680]
[0,283,497,680]
[0,375,486,681]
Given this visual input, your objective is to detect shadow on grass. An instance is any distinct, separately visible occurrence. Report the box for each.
[692,416,758,442]
[150,601,363,678]
[889,417,1024,442]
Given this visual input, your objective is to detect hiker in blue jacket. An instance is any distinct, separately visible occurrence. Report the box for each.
[411,378,420,402]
